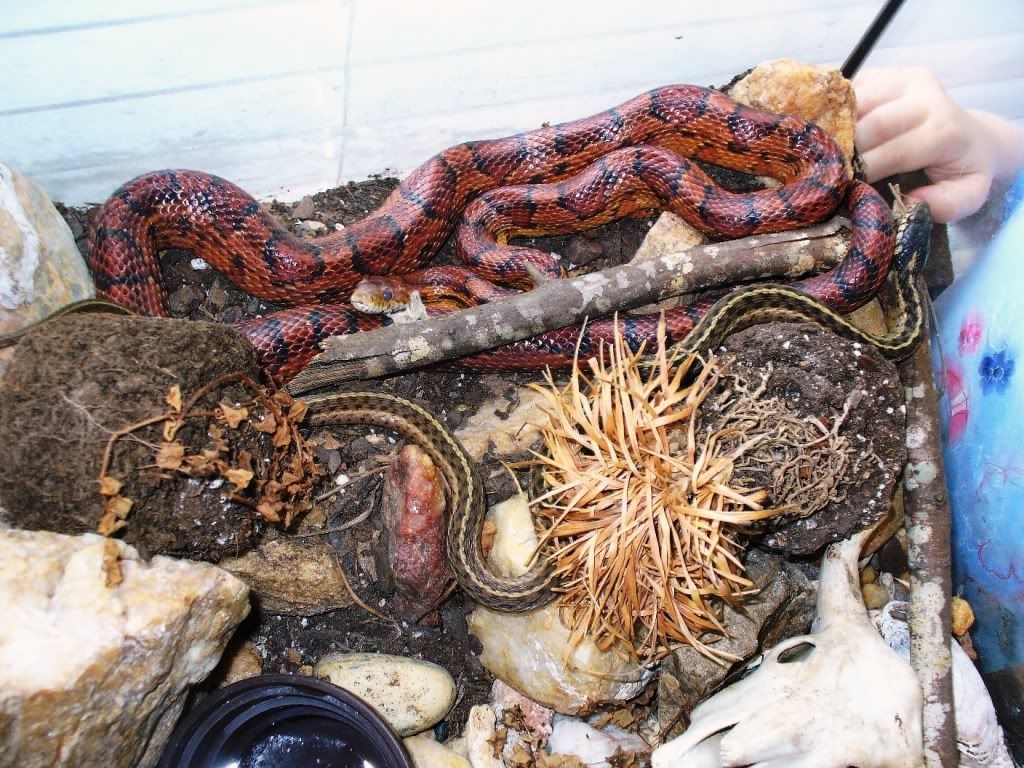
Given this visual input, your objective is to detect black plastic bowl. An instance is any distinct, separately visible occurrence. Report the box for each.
[158,675,413,768]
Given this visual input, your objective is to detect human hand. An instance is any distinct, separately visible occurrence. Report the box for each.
[854,67,1024,223]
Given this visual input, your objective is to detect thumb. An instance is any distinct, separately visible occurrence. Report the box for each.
[909,173,992,223]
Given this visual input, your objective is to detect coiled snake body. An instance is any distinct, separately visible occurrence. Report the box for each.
[86,84,911,383]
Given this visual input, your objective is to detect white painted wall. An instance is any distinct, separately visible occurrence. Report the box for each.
[1,0,1022,206]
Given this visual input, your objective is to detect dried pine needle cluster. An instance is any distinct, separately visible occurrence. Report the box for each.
[530,321,788,664]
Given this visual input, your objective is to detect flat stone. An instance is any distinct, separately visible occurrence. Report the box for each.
[0,529,249,768]
[220,535,353,616]
[404,735,471,768]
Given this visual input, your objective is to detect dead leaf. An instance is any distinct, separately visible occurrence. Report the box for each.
[165,385,182,413]
[288,399,309,422]
[225,467,254,491]
[98,476,122,497]
[219,402,249,429]
[156,442,185,470]
[318,434,342,450]
[254,413,277,434]
[102,538,124,588]
[162,419,182,442]
[508,743,534,768]
[272,391,293,409]
[109,495,133,519]
[272,420,291,448]
[257,500,283,523]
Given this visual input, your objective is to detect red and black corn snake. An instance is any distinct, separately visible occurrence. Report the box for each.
[83,84,920,384]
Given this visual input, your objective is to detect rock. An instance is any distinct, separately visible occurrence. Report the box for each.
[564,235,605,268]
[0,164,94,331]
[295,219,328,236]
[211,641,263,687]
[860,565,878,584]
[0,163,95,379]
[166,283,205,315]
[381,444,453,623]
[314,652,456,736]
[207,279,230,310]
[547,719,648,768]
[0,314,266,562]
[456,385,550,459]
[657,549,815,733]
[863,580,891,610]
[631,212,706,265]
[727,59,856,177]
[952,596,976,637]
[468,491,652,715]
[404,735,471,768]
[220,535,353,615]
[464,705,504,768]
[292,195,316,219]
[490,679,554,740]
[0,529,249,768]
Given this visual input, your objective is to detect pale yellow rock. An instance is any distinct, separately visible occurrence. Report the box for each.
[465,705,504,768]
[314,652,456,736]
[456,384,550,460]
[631,212,707,265]
[0,163,94,346]
[220,535,352,615]
[0,530,249,768]
[860,565,878,585]
[728,59,857,177]
[405,735,472,768]
[214,642,264,687]
[469,493,651,715]
[951,596,976,637]
[862,581,891,611]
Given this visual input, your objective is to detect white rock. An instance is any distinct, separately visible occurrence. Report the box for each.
[295,219,328,236]
[468,493,652,715]
[547,719,648,768]
[314,652,455,736]
[456,383,551,460]
[465,705,504,768]
[0,529,250,768]
[0,163,94,376]
[405,735,472,768]
[874,601,1015,768]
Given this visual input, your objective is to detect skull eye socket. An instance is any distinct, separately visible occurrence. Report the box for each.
[776,640,816,664]
[383,289,393,302]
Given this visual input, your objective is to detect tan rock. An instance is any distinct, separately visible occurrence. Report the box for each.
[727,59,857,177]
[213,641,264,687]
[405,735,471,768]
[464,705,504,768]
[862,580,891,611]
[220,534,352,616]
[629,212,708,312]
[315,652,456,736]
[951,596,976,637]
[0,529,249,768]
[456,384,550,460]
[0,163,94,378]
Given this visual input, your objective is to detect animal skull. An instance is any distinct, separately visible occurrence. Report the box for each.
[652,529,925,768]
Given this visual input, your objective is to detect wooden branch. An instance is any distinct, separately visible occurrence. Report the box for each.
[288,218,849,393]
[899,312,957,768]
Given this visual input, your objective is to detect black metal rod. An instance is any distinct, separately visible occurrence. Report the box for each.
[841,0,907,78]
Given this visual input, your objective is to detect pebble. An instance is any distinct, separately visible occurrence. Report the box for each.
[292,195,316,219]
[295,219,328,236]
[951,596,975,636]
[564,235,605,267]
[167,284,205,315]
[207,280,229,310]
[862,581,891,610]
[190,257,209,270]
[314,652,456,735]
[404,735,471,768]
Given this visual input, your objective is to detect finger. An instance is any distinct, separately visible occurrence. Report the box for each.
[909,174,992,223]
[852,69,906,117]
[855,98,928,154]
[859,123,943,182]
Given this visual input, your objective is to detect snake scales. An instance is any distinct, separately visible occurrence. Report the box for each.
[73,84,932,611]
[85,84,912,383]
